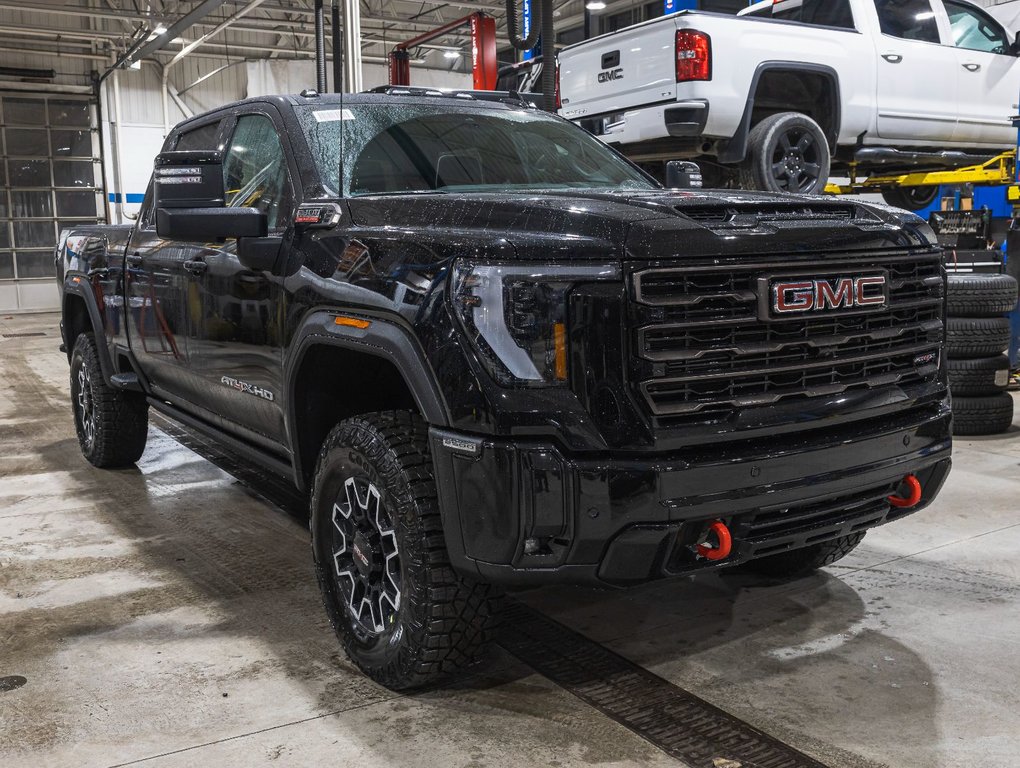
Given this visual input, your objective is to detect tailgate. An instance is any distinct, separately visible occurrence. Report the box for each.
[559,17,679,118]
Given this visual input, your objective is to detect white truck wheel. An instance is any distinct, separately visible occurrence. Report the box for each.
[738,111,830,195]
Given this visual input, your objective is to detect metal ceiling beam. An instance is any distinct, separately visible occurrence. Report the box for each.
[129,0,229,62]
[165,0,272,66]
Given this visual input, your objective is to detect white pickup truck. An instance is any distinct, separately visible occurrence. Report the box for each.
[558,0,1020,206]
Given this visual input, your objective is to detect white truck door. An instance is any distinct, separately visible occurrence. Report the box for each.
[941,0,1020,147]
[872,0,960,143]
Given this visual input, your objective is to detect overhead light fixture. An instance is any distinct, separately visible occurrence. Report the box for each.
[443,50,461,59]
[586,1,606,10]
[153,24,168,35]
[128,59,142,69]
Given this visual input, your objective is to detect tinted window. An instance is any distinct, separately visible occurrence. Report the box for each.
[175,120,221,151]
[875,0,940,43]
[299,104,656,196]
[222,114,294,229]
[944,0,1011,53]
[746,0,854,29]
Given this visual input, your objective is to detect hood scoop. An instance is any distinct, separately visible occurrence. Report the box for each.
[678,203,863,228]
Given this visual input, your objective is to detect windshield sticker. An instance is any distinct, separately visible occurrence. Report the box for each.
[314,109,355,123]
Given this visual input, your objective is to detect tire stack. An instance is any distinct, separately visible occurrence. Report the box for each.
[945,273,1018,435]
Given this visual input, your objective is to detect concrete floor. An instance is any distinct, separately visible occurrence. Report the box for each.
[1,310,1018,768]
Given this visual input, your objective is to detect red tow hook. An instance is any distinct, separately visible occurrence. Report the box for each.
[888,474,922,509]
[696,520,733,561]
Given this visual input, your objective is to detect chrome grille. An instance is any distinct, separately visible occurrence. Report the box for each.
[630,251,944,426]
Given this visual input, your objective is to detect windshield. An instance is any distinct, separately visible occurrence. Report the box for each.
[297,102,657,197]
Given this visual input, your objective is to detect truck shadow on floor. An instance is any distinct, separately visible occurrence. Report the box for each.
[4,414,942,768]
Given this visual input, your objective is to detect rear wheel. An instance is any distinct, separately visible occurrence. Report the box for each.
[69,332,148,468]
[880,185,940,211]
[738,112,830,194]
[310,410,501,690]
[741,533,866,580]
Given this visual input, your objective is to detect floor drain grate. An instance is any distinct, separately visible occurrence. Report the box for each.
[500,601,831,768]
[2,332,46,338]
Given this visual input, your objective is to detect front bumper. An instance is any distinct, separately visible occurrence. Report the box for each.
[430,400,952,587]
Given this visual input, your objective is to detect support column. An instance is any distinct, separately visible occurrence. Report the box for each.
[343,0,363,93]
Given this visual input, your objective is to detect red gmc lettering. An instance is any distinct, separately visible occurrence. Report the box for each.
[774,281,814,313]
[855,276,887,306]
[816,278,854,309]
[771,276,887,314]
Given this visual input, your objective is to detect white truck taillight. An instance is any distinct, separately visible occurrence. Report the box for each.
[675,30,711,82]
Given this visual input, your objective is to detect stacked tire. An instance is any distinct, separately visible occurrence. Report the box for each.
[945,273,1017,436]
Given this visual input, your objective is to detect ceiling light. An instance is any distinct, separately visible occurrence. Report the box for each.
[128,59,142,69]
[586,1,606,10]
[153,24,168,34]
[443,50,461,58]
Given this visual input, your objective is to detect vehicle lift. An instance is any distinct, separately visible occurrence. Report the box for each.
[825,115,1020,208]
[388,12,498,91]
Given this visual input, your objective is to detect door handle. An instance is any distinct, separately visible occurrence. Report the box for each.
[962,62,981,72]
[126,252,143,267]
[183,259,208,275]
[881,53,903,63]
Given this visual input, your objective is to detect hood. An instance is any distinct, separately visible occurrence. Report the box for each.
[345,189,936,261]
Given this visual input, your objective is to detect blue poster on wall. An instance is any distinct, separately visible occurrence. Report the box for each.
[665,0,697,13]
[522,0,534,60]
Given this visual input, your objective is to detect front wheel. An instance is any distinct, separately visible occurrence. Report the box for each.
[310,411,501,690]
[738,111,831,194]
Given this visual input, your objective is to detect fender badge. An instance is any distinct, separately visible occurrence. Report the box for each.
[442,436,481,455]
[220,375,275,402]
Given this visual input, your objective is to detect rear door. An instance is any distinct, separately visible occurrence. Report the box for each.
[872,0,960,142]
[559,18,678,119]
[942,0,1020,146]
[183,107,295,448]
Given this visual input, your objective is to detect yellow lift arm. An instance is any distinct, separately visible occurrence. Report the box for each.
[824,150,1017,196]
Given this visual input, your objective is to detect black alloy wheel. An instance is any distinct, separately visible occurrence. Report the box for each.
[740,111,831,195]
[328,475,402,640]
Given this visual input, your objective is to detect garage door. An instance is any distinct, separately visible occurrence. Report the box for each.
[0,93,105,312]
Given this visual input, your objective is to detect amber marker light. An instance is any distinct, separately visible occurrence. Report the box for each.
[554,322,568,381]
[334,316,371,329]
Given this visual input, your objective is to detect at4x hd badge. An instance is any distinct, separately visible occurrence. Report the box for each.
[220,376,275,402]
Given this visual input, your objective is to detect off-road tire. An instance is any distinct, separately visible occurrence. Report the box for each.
[945,317,1011,358]
[310,410,502,690]
[880,185,940,211]
[69,332,148,468]
[946,273,1018,317]
[951,393,1015,436]
[947,355,1010,396]
[738,111,831,195]
[741,532,866,580]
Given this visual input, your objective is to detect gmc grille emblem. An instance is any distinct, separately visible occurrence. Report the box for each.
[598,68,624,83]
[764,275,888,317]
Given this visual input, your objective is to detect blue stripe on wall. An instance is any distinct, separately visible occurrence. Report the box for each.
[108,193,146,203]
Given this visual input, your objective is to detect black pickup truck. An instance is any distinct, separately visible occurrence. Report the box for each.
[57,89,952,690]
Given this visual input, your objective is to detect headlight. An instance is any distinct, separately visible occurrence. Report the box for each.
[450,260,622,386]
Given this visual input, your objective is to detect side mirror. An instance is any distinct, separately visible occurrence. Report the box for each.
[665,160,703,189]
[153,149,268,242]
[1011,30,1020,56]
[156,207,267,241]
[154,150,225,209]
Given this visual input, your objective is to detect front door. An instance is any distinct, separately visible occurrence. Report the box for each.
[125,188,192,400]
[874,0,959,143]
[184,109,295,449]
[942,0,1020,146]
